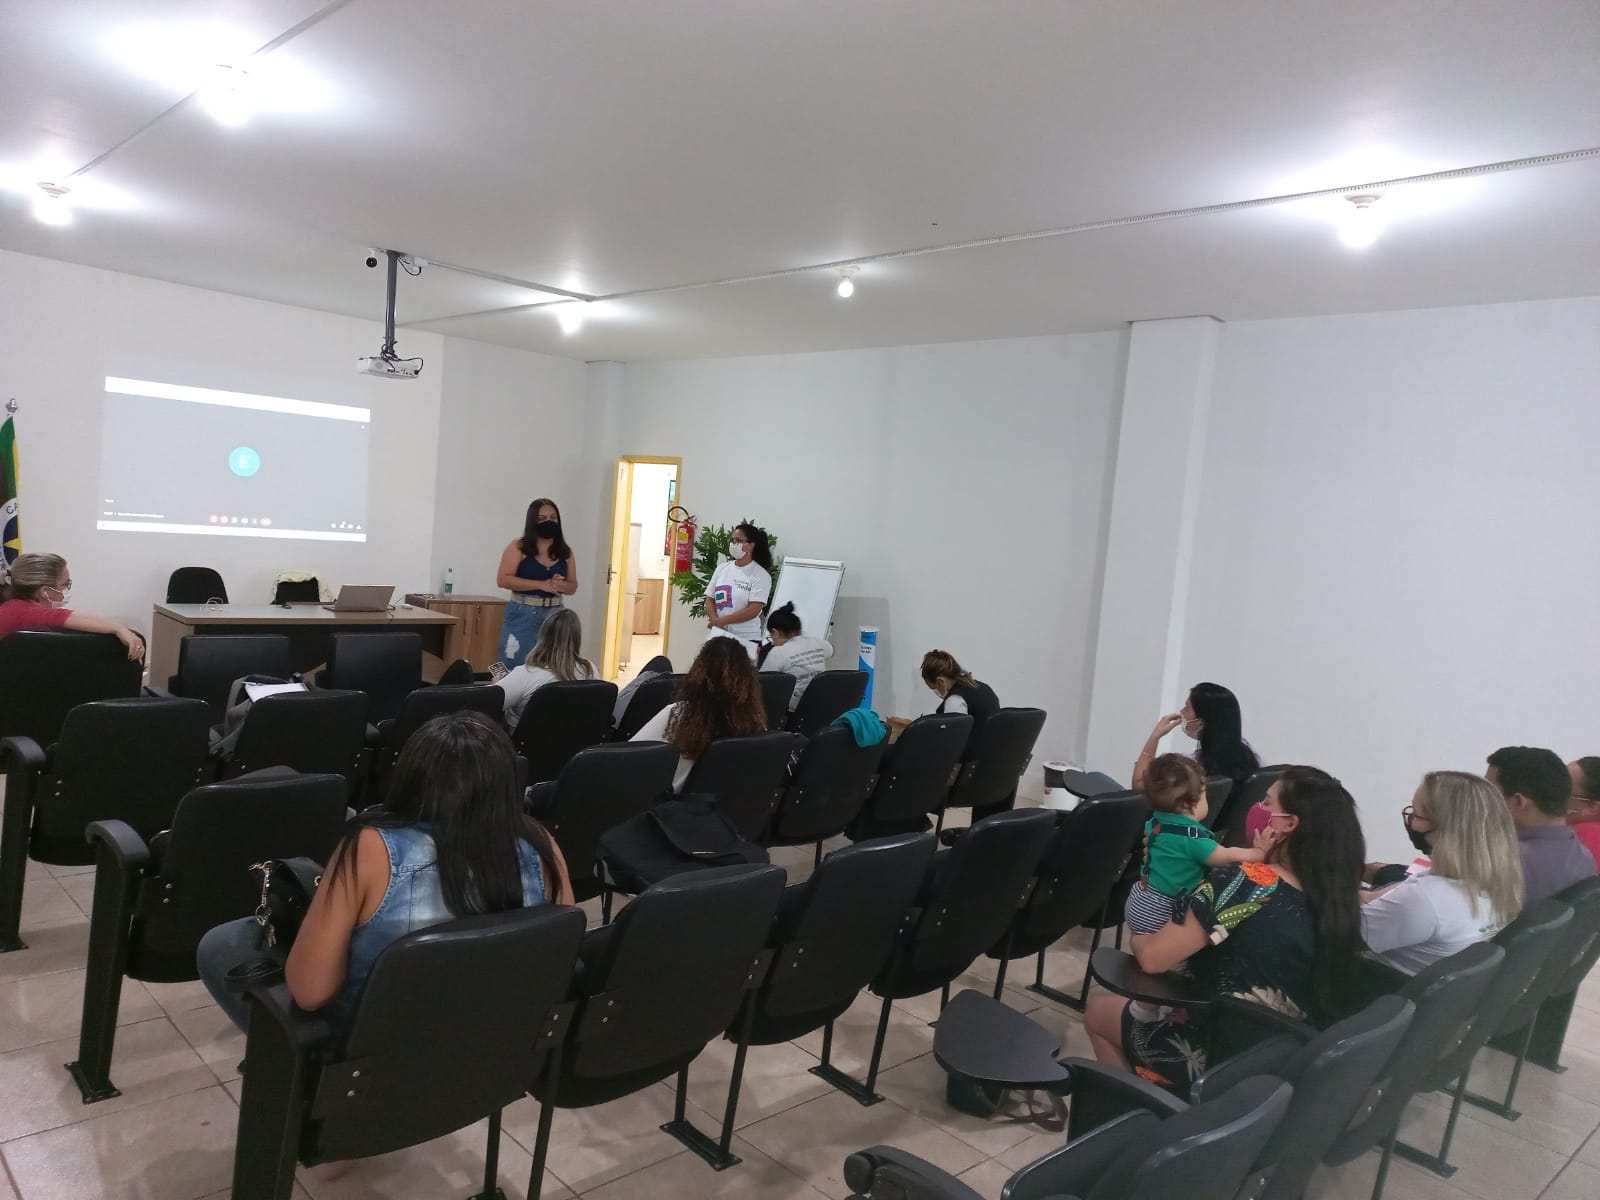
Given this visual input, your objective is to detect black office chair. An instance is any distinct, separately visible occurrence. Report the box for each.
[67,769,348,1102]
[851,714,973,838]
[0,630,144,747]
[766,724,888,862]
[1320,941,1503,1200]
[1061,995,1414,1200]
[816,809,1058,1104]
[1214,766,1286,847]
[521,864,787,1200]
[845,1075,1293,1200]
[213,689,371,786]
[319,632,422,724]
[682,731,802,842]
[271,578,320,604]
[0,697,212,952]
[437,657,476,686]
[786,669,868,738]
[1504,876,1600,1076]
[526,742,679,902]
[512,678,618,783]
[612,671,684,740]
[165,566,228,604]
[757,671,798,729]
[663,833,935,1168]
[370,684,505,792]
[163,634,292,722]
[1388,899,1571,1178]
[229,905,587,1200]
[987,790,1149,1009]
[936,707,1047,834]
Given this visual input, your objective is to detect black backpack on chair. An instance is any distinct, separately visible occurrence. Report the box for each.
[595,794,769,893]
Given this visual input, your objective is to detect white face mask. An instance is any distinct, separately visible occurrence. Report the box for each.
[1182,717,1203,739]
[44,584,72,608]
[730,541,749,560]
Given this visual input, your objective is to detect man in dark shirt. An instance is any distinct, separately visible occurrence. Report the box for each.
[1487,746,1597,905]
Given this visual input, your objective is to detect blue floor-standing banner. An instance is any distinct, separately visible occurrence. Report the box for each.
[858,626,878,710]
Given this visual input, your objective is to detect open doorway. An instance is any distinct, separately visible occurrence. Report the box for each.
[600,456,681,685]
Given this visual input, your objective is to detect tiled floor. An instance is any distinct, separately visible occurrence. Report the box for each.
[3,818,1598,1200]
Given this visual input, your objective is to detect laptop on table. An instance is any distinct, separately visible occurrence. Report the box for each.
[322,585,395,613]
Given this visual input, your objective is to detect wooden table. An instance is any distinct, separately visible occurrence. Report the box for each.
[149,603,459,682]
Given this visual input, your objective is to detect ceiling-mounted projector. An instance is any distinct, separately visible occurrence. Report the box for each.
[356,355,422,379]
[357,247,424,379]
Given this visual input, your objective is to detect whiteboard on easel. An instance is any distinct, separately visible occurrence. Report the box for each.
[769,558,845,641]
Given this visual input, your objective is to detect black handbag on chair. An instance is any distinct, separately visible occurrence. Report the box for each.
[595,794,769,893]
[249,857,324,949]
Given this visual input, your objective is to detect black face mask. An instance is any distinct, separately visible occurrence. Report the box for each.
[535,520,560,539]
[1405,824,1432,854]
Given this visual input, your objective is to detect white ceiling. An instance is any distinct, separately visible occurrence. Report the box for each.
[1,0,1597,361]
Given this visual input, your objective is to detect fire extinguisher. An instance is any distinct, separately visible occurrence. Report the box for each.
[669,506,696,574]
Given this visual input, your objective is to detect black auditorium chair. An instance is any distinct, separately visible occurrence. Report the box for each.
[766,724,887,863]
[521,864,787,1200]
[1061,995,1414,1200]
[682,731,802,842]
[527,742,679,903]
[512,678,618,784]
[163,634,291,722]
[229,905,586,1200]
[612,672,684,740]
[814,809,1057,1103]
[165,566,228,604]
[986,790,1149,1009]
[1504,876,1600,1076]
[319,632,422,724]
[844,1075,1293,1200]
[850,714,972,838]
[437,657,476,686]
[757,671,798,730]
[665,833,936,1168]
[67,769,347,1102]
[1467,876,1600,1119]
[1214,766,1286,848]
[1199,775,1234,829]
[0,630,144,746]
[370,684,504,795]
[935,706,1047,835]
[786,669,869,738]
[213,689,371,786]
[1319,941,1502,1200]
[0,697,212,952]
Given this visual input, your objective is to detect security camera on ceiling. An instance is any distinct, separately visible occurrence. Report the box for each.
[356,248,425,379]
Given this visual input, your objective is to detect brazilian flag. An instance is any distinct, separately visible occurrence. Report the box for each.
[1,415,18,568]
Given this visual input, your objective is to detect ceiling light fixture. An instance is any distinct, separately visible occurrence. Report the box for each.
[556,302,588,335]
[32,183,72,227]
[835,266,858,298]
[198,63,254,127]
[1338,193,1384,250]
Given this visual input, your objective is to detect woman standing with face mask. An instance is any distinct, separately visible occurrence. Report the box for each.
[0,552,144,659]
[1132,681,1260,791]
[495,499,578,671]
[705,521,773,661]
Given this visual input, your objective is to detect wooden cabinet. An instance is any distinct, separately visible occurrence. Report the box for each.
[420,594,508,673]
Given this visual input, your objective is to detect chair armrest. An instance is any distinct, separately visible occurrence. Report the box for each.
[237,977,333,1055]
[1089,948,1214,1007]
[0,737,46,834]
[525,780,558,820]
[0,735,47,774]
[1189,1035,1300,1104]
[842,1146,987,1200]
[84,819,152,871]
[1005,1110,1160,1200]
[1062,1058,1187,1140]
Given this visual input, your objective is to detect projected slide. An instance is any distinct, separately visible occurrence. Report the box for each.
[97,377,370,543]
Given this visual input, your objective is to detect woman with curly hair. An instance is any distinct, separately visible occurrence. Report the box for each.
[630,636,767,789]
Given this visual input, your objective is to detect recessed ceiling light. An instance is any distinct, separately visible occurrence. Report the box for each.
[1338,193,1384,250]
[835,266,858,298]
[32,182,72,227]
[198,63,254,127]
[556,302,587,335]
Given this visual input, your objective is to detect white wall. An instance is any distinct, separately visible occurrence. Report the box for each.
[602,333,1128,766]
[1181,296,1600,861]
[0,248,444,629]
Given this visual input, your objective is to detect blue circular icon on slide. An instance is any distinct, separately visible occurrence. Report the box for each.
[229,446,261,478]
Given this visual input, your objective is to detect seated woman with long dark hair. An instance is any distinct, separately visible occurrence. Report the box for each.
[198,711,572,1037]
[1132,681,1260,790]
[630,636,767,790]
[1083,765,1366,1093]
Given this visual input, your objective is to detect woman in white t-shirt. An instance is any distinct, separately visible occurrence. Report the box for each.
[760,602,832,711]
[705,522,773,661]
[495,609,595,728]
[1360,770,1524,974]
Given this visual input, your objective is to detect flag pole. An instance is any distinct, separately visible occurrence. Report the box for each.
[2,399,15,584]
